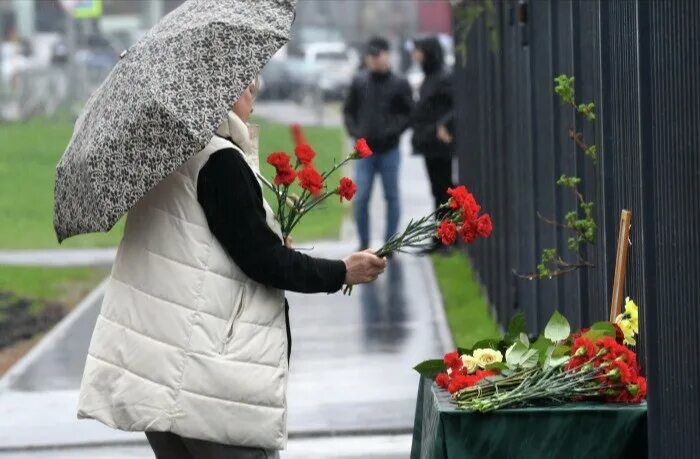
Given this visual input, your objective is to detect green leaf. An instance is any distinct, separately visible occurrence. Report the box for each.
[520,349,540,369]
[544,311,571,342]
[485,362,508,371]
[457,347,470,356]
[552,344,571,357]
[507,313,526,339]
[505,342,528,367]
[590,321,616,338]
[547,354,570,368]
[519,332,530,347]
[582,330,604,342]
[531,335,553,365]
[413,359,447,379]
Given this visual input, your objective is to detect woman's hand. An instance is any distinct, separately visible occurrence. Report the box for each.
[437,125,453,144]
[342,250,387,285]
[284,237,293,249]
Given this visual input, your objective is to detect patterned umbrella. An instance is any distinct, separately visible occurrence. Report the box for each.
[53,0,295,242]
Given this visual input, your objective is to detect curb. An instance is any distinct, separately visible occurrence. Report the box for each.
[0,278,109,392]
[0,248,116,267]
[418,256,455,353]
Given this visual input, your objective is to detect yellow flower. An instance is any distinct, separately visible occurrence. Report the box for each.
[473,348,503,369]
[460,354,478,374]
[625,297,639,334]
[617,319,636,346]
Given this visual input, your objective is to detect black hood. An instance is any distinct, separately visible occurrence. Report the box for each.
[415,37,444,75]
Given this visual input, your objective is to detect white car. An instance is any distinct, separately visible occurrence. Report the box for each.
[301,42,358,100]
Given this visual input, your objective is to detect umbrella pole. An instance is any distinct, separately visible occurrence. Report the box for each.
[609,210,632,322]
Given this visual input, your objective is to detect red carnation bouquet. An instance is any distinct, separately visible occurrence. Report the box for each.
[259,135,372,239]
[415,304,646,412]
[374,185,492,257]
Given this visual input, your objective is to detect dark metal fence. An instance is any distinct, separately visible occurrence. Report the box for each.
[453,1,700,456]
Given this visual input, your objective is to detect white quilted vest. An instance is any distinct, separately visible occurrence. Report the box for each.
[77,112,289,450]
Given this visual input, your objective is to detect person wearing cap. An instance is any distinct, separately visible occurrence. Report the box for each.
[343,36,414,251]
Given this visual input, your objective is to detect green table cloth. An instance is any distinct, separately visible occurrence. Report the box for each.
[411,377,647,459]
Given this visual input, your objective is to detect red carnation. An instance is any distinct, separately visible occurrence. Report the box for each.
[337,177,357,202]
[354,138,373,158]
[629,376,647,402]
[476,213,493,238]
[274,166,296,186]
[447,186,471,210]
[298,165,324,196]
[443,351,462,372]
[436,220,458,245]
[294,143,316,165]
[474,369,497,382]
[572,336,596,359]
[291,123,306,146]
[435,372,450,390]
[267,151,292,169]
[463,194,481,222]
[448,373,479,394]
[460,220,477,244]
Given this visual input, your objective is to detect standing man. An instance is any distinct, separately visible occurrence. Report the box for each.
[411,36,454,253]
[343,36,414,251]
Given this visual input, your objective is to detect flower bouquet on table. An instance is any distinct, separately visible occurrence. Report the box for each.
[258,137,373,239]
[415,297,646,412]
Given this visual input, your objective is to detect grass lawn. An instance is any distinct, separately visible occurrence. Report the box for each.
[254,117,348,242]
[0,266,109,375]
[0,266,108,304]
[432,251,501,349]
[0,116,346,249]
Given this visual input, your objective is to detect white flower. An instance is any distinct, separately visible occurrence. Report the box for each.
[460,354,478,374]
[473,348,503,369]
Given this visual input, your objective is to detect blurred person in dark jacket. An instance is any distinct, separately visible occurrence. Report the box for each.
[343,36,414,251]
[411,36,454,253]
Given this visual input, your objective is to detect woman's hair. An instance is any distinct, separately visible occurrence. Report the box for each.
[250,75,261,100]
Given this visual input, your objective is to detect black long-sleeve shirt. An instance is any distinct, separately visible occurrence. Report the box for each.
[197,146,347,360]
[197,147,347,293]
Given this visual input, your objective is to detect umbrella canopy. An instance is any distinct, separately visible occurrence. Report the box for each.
[53,0,296,242]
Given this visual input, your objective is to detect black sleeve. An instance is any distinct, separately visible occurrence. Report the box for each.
[197,148,347,294]
[385,78,415,138]
[437,75,454,134]
[342,77,361,138]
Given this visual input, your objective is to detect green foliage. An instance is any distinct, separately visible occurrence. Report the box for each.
[585,145,597,161]
[413,359,447,379]
[557,174,581,188]
[544,311,571,343]
[506,313,526,341]
[452,0,499,64]
[524,74,599,279]
[537,248,557,277]
[577,102,596,121]
[554,74,575,105]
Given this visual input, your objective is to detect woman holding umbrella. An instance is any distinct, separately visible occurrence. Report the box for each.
[54,2,385,458]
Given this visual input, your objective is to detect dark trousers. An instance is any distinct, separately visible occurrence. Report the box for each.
[146,432,279,459]
[424,156,454,217]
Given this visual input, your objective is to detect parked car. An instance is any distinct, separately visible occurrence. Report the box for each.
[301,42,357,100]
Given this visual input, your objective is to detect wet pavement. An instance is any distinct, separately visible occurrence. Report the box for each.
[0,101,450,457]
